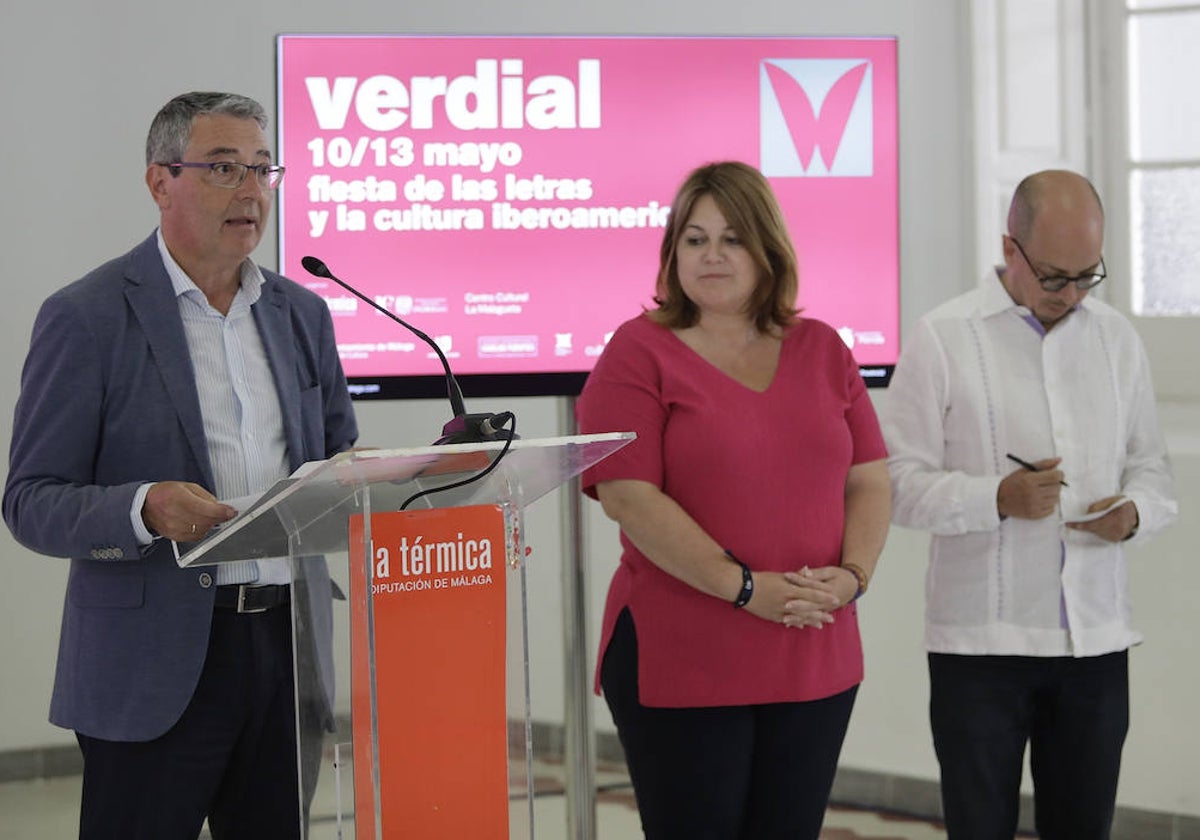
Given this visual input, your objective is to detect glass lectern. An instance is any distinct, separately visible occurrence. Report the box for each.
[180,432,633,839]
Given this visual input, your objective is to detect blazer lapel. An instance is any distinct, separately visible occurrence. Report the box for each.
[254,280,306,471]
[123,234,216,490]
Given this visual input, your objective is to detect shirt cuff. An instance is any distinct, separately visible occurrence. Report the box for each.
[130,482,156,546]
[968,474,1006,531]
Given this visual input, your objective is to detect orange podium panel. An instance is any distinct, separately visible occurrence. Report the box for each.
[349,505,509,839]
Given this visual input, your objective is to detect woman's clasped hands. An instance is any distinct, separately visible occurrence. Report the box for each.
[745,567,858,629]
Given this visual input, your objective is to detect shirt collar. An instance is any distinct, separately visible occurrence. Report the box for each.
[155,227,265,306]
[979,264,1086,331]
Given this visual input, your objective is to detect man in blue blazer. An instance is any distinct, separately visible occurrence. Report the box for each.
[3,92,358,839]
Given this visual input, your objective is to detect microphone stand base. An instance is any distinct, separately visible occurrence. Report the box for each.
[433,412,518,446]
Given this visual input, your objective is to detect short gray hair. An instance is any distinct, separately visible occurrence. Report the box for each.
[145,92,268,166]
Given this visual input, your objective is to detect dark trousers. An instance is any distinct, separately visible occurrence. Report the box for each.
[929,651,1129,840]
[601,608,857,840]
[77,606,302,840]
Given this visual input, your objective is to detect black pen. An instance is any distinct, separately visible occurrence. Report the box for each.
[1006,453,1068,486]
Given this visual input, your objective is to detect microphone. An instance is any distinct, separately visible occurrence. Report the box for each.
[301,256,515,445]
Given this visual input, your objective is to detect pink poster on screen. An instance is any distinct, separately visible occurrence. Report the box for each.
[276,36,898,382]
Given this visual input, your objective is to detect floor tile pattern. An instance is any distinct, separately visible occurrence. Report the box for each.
[0,759,959,839]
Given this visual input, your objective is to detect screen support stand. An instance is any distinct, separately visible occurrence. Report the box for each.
[560,396,597,840]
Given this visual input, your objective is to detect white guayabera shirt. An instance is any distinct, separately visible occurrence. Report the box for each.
[883,270,1178,658]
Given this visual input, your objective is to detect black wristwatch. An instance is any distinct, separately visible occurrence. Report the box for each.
[1123,509,1140,542]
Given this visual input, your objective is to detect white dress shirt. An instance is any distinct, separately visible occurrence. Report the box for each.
[884,269,1178,657]
[129,231,292,585]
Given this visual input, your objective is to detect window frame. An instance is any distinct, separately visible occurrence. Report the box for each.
[1088,1,1200,400]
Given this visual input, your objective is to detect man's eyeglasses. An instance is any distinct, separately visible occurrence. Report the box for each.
[1009,236,1106,293]
[159,161,285,190]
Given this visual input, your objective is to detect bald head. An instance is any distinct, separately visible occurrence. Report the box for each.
[1007,170,1104,243]
[1000,170,1106,329]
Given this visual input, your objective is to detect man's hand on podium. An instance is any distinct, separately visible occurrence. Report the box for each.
[143,481,238,542]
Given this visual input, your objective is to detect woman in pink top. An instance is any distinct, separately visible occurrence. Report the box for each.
[577,161,891,839]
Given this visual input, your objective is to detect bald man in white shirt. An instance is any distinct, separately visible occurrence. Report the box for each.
[883,170,1177,840]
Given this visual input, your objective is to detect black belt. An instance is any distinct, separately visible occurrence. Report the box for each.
[213,584,290,614]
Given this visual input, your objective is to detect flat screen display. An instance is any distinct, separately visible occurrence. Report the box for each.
[276,35,899,399]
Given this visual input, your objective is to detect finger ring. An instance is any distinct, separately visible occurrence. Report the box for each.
[190,523,197,535]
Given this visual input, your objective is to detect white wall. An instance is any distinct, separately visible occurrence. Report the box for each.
[1,0,1195,821]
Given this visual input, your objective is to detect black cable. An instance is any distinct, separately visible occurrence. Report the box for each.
[400,412,518,510]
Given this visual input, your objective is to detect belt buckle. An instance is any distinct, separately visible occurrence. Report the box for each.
[236,585,270,614]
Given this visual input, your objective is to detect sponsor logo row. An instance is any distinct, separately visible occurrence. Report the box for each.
[335,330,614,361]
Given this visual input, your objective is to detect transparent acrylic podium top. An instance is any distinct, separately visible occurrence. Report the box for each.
[178,432,634,568]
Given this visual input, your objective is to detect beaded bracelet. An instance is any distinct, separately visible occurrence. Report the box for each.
[725,549,754,609]
[841,562,869,602]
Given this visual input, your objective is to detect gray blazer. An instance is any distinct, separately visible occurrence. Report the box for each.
[3,233,358,741]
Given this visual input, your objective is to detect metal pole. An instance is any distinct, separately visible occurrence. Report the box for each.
[560,395,596,840]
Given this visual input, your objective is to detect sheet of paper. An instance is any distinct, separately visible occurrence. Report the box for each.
[1065,495,1128,524]
[222,492,260,515]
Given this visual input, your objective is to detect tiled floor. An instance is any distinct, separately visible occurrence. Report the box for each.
[0,760,954,839]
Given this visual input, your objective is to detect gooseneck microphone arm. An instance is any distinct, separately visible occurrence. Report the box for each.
[301,256,517,446]
[301,255,467,419]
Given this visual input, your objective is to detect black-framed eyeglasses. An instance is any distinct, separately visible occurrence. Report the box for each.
[159,161,285,190]
[1009,236,1106,293]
